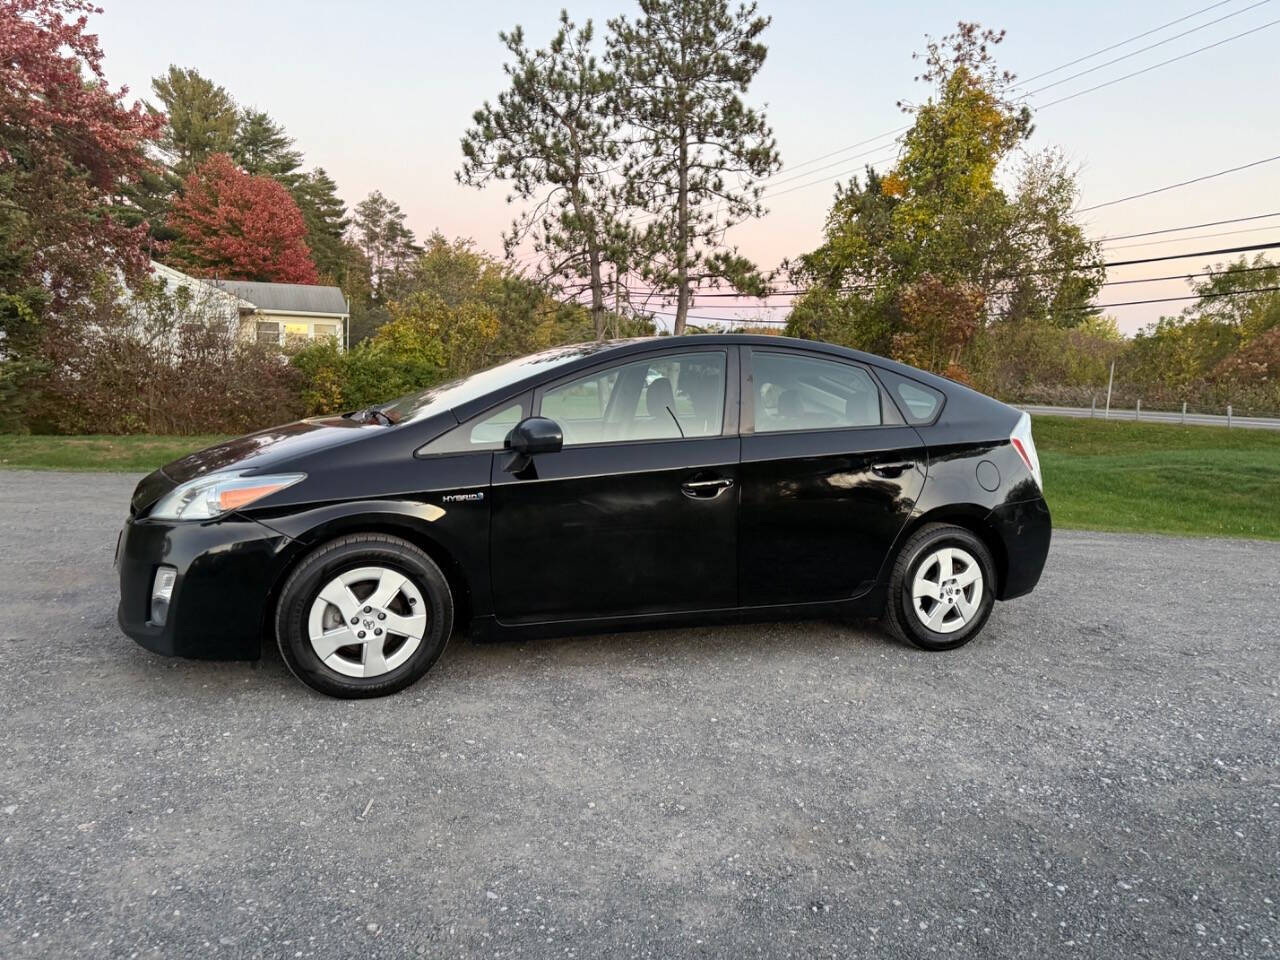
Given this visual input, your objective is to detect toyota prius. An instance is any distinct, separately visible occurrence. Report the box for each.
[117,336,1051,698]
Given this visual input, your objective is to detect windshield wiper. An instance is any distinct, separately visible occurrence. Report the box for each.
[347,406,396,426]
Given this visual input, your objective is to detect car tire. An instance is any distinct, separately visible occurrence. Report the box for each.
[275,533,454,698]
[882,523,996,652]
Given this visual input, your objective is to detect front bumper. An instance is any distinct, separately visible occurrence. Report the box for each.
[116,512,297,660]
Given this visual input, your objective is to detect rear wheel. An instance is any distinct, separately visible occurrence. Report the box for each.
[882,523,995,651]
[275,534,453,698]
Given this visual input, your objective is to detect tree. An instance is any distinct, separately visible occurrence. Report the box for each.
[607,0,781,334]
[459,13,633,339]
[233,107,303,181]
[149,66,239,178]
[350,191,420,300]
[1,0,163,339]
[893,274,984,379]
[291,168,351,284]
[168,153,319,283]
[787,23,1103,371]
[1188,255,1280,344]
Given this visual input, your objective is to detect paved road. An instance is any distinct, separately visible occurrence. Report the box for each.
[1,471,1277,959]
[1020,403,1280,430]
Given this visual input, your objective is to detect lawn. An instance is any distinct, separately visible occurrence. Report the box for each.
[0,434,228,473]
[1033,415,1280,541]
[1,417,1277,540]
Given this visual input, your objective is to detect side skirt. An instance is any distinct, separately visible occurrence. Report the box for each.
[467,585,889,643]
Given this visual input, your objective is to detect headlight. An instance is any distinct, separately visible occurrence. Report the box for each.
[150,472,305,521]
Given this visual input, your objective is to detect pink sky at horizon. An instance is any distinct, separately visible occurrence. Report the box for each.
[95,0,1280,335]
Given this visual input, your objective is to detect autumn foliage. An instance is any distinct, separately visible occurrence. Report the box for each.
[0,0,164,303]
[169,153,319,283]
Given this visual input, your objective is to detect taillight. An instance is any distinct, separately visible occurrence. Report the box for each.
[1010,412,1043,491]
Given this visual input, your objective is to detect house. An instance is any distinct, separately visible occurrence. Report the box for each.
[211,277,349,349]
[147,261,349,350]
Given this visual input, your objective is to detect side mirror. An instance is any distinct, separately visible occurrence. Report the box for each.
[504,416,563,467]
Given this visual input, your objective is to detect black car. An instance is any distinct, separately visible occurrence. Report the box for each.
[117,335,1050,698]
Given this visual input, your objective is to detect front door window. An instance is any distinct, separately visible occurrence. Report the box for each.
[539,351,727,445]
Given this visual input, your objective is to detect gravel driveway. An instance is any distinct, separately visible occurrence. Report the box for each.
[1,470,1276,959]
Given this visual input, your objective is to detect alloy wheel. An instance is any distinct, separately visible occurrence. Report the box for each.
[910,546,984,635]
[307,566,428,678]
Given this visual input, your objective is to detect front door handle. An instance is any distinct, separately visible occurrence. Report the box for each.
[871,461,914,479]
[681,476,735,499]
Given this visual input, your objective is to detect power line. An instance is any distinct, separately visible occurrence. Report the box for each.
[761,127,908,181]
[625,244,1280,308]
[1036,18,1280,109]
[1105,224,1280,250]
[761,143,901,199]
[761,19,1280,205]
[1101,263,1277,285]
[639,263,1278,309]
[624,240,1280,300]
[1099,211,1280,241]
[1076,284,1280,311]
[1022,0,1273,97]
[763,138,905,190]
[1018,0,1236,83]
[758,2,1269,194]
[763,0,1247,184]
[656,283,1280,326]
[1077,156,1280,213]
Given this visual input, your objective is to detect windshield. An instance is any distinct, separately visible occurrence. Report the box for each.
[379,341,633,422]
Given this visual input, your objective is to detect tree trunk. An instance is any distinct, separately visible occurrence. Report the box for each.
[674,125,690,336]
[588,245,607,340]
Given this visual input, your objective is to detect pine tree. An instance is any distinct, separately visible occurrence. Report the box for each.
[350,191,420,301]
[149,66,239,178]
[233,108,304,182]
[293,168,351,285]
[607,0,781,334]
[459,13,632,339]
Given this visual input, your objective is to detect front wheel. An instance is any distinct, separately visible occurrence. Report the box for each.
[882,523,996,651]
[275,533,454,698]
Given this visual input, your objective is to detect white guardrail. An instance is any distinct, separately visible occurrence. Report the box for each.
[1018,403,1280,431]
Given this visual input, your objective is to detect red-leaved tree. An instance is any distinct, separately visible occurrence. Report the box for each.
[168,153,319,284]
[0,0,164,304]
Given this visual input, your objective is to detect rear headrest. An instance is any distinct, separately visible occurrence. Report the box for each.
[777,389,803,419]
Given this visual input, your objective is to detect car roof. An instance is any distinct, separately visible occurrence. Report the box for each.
[576,334,957,389]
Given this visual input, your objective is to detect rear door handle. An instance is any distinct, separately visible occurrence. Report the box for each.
[871,461,914,479]
[681,477,735,499]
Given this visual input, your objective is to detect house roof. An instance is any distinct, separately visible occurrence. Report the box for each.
[210,279,348,316]
[149,260,253,308]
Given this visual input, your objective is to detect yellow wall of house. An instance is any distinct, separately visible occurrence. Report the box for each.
[240,313,346,348]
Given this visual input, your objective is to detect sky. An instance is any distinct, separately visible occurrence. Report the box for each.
[93,0,1280,333]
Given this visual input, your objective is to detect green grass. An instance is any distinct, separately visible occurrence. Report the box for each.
[1034,416,1280,541]
[0,434,227,472]
[1,417,1277,540]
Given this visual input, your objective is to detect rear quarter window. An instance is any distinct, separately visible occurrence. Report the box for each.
[877,369,945,424]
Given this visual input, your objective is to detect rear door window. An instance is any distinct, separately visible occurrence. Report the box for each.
[752,352,882,433]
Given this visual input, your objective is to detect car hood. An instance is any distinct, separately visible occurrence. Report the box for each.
[130,417,376,514]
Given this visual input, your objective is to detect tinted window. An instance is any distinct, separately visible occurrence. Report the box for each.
[540,352,726,446]
[752,352,882,433]
[418,399,527,455]
[877,368,945,424]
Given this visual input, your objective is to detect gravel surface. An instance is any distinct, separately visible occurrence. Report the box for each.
[1,470,1277,959]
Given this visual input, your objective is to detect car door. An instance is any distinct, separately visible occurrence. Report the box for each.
[738,347,926,607]
[489,347,740,624]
